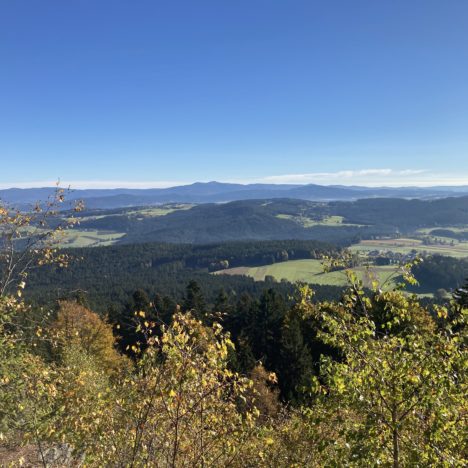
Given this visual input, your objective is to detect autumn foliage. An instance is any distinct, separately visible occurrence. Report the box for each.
[51,300,128,375]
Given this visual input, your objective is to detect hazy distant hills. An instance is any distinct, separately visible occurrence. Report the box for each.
[2,181,468,209]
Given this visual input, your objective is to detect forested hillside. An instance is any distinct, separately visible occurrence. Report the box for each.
[57,196,468,245]
[331,196,468,229]
[74,199,375,245]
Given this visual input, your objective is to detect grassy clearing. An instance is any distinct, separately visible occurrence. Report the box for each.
[57,229,126,248]
[126,204,194,218]
[350,238,468,258]
[14,224,126,248]
[215,259,400,289]
[66,214,109,222]
[69,204,195,223]
[276,214,365,228]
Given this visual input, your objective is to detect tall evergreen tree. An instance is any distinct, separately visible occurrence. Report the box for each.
[183,280,206,320]
[213,288,230,313]
[153,293,176,325]
[278,309,314,404]
[232,332,256,374]
[222,292,255,343]
[249,289,287,370]
[132,289,151,314]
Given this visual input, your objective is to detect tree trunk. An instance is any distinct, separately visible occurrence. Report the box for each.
[392,407,399,468]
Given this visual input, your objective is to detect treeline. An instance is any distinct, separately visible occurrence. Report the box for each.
[111,282,333,405]
[331,195,468,229]
[429,228,468,241]
[412,254,468,291]
[1,200,467,465]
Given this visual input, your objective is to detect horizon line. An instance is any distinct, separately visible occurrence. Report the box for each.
[2,181,468,190]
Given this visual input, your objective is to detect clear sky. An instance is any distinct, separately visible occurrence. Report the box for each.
[1,0,468,188]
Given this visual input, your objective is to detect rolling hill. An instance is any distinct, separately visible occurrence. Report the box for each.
[57,196,468,246]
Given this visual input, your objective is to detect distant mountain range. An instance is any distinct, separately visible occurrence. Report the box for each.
[2,181,468,209]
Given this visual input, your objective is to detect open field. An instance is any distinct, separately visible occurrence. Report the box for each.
[349,238,468,258]
[58,204,194,247]
[214,259,400,288]
[276,214,365,228]
[57,229,126,248]
[69,204,194,223]
[12,225,126,248]
[126,204,194,218]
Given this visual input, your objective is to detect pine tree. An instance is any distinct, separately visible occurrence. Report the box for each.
[278,309,314,404]
[233,332,256,374]
[213,287,230,313]
[249,289,287,369]
[153,293,176,325]
[132,289,151,313]
[183,280,206,320]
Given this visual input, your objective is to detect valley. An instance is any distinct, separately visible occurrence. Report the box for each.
[10,195,464,302]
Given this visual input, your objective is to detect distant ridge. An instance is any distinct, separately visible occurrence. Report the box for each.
[2,181,468,209]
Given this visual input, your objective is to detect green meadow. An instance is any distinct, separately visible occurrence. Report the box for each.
[276,214,365,227]
[126,204,194,218]
[215,259,400,289]
[57,229,126,248]
[58,204,194,247]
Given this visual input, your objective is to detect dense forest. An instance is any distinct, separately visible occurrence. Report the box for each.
[22,239,343,312]
[330,196,468,229]
[72,199,387,245]
[21,239,467,313]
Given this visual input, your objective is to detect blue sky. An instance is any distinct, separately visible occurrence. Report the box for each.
[1,0,468,188]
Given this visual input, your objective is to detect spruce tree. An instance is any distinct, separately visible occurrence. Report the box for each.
[183,280,206,320]
[278,309,314,404]
[249,289,287,369]
[213,288,230,313]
